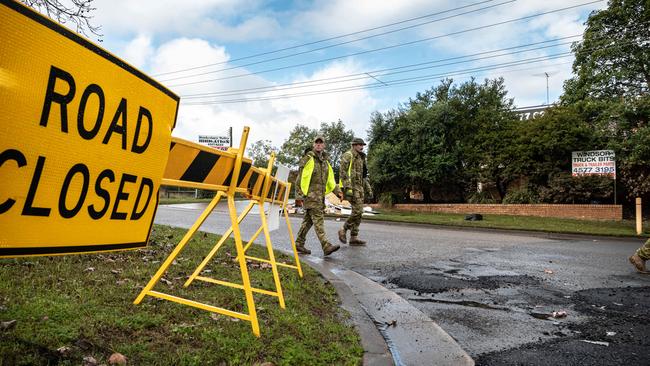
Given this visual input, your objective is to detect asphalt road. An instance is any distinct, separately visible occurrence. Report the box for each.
[155,202,650,365]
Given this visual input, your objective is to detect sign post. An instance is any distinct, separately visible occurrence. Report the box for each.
[0,1,179,257]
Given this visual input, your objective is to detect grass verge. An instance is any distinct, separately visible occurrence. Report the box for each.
[0,225,363,366]
[364,209,650,238]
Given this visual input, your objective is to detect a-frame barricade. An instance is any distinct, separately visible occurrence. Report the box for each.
[183,154,304,309]
[134,127,266,336]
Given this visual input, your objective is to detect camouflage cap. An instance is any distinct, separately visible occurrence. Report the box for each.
[313,135,325,143]
[351,137,366,145]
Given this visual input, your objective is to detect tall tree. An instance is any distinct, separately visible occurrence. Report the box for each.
[562,0,649,102]
[247,139,278,168]
[277,124,317,169]
[319,120,355,174]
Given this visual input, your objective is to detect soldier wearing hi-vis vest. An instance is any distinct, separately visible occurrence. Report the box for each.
[338,137,373,246]
[294,135,341,256]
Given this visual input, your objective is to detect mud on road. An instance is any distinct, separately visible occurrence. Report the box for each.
[374,263,650,365]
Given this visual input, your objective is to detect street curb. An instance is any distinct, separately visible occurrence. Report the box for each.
[295,254,474,366]
[290,213,647,243]
[295,254,394,366]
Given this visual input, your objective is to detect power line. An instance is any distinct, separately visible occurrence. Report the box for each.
[182,53,575,104]
[180,39,631,105]
[158,0,515,82]
[179,17,650,99]
[165,0,605,87]
[180,36,579,99]
[152,0,498,77]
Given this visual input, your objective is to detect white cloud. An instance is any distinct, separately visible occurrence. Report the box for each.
[94,0,277,42]
[143,38,378,148]
[121,34,154,69]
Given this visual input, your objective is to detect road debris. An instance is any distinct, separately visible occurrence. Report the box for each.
[580,340,609,346]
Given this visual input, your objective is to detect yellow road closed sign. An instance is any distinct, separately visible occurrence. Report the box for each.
[0,0,179,257]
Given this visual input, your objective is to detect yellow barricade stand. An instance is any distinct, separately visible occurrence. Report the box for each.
[134,127,268,336]
[184,153,304,303]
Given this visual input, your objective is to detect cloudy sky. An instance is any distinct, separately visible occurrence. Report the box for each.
[64,0,607,147]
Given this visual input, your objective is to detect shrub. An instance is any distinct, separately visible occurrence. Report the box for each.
[538,173,614,203]
[467,191,496,204]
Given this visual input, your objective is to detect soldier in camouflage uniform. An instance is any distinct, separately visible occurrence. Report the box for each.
[629,238,650,273]
[294,136,341,256]
[338,137,373,246]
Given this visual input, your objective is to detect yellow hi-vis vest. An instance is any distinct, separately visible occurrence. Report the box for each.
[301,157,336,195]
[338,153,353,187]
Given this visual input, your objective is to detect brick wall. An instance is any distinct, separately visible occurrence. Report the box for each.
[373,204,622,221]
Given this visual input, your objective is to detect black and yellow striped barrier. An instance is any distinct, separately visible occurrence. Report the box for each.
[135,127,267,337]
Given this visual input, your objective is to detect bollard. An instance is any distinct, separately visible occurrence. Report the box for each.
[636,197,642,235]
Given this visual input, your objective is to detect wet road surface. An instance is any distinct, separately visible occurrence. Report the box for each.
[155,203,650,365]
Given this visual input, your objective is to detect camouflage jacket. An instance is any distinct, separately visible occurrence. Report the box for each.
[296,150,339,209]
[339,149,372,197]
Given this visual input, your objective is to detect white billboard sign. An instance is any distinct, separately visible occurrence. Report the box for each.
[572,150,616,178]
[198,135,230,151]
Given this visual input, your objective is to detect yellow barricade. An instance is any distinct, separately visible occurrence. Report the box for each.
[184,153,304,306]
[135,127,261,336]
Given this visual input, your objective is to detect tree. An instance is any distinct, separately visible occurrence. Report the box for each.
[562,0,649,102]
[277,124,317,169]
[367,78,518,202]
[561,0,650,205]
[247,139,278,168]
[277,120,354,173]
[22,0,103,40]
[319,120,355,175]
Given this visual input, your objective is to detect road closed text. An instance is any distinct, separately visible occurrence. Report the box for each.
[1,66,156,220]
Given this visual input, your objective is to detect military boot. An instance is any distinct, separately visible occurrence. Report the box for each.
[323,243,340,256]
[349,236,366,246]
[295,244,311,255]
[629,254,647,273]
[338,228,348,244]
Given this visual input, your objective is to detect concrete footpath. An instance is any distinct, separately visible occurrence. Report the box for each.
[299,254,475,366]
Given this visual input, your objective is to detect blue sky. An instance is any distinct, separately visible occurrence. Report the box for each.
[80,0,607,147]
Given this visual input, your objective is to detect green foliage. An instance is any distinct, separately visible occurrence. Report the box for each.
[368,77,517,201]
[247,139,279,168]
[278,121,354,174]
[618,125,650,199]
[467,191,496,204]
[378,192,394,208]
[502,188,540,204]
[562,0,650,103]
[537,173,614,204]
[319,120,355,175]
[507,105,599,186]
[278,125,317,169]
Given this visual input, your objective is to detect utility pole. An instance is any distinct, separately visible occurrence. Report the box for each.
[544,72,550,106]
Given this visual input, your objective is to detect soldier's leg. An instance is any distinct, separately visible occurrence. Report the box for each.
[636,239,650,260]
[312,208,340,256]
[629,238,650,273]
[295,210,314,246]
[311,208,329,249]
[344,193,363,236]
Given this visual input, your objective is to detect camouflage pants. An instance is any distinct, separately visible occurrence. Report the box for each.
[636,238,650,260]
[296,207,329,249]
[344,192,364,236]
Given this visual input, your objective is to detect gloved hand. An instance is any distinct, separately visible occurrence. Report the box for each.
[344,188,353,201]
[366,188,373,199]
